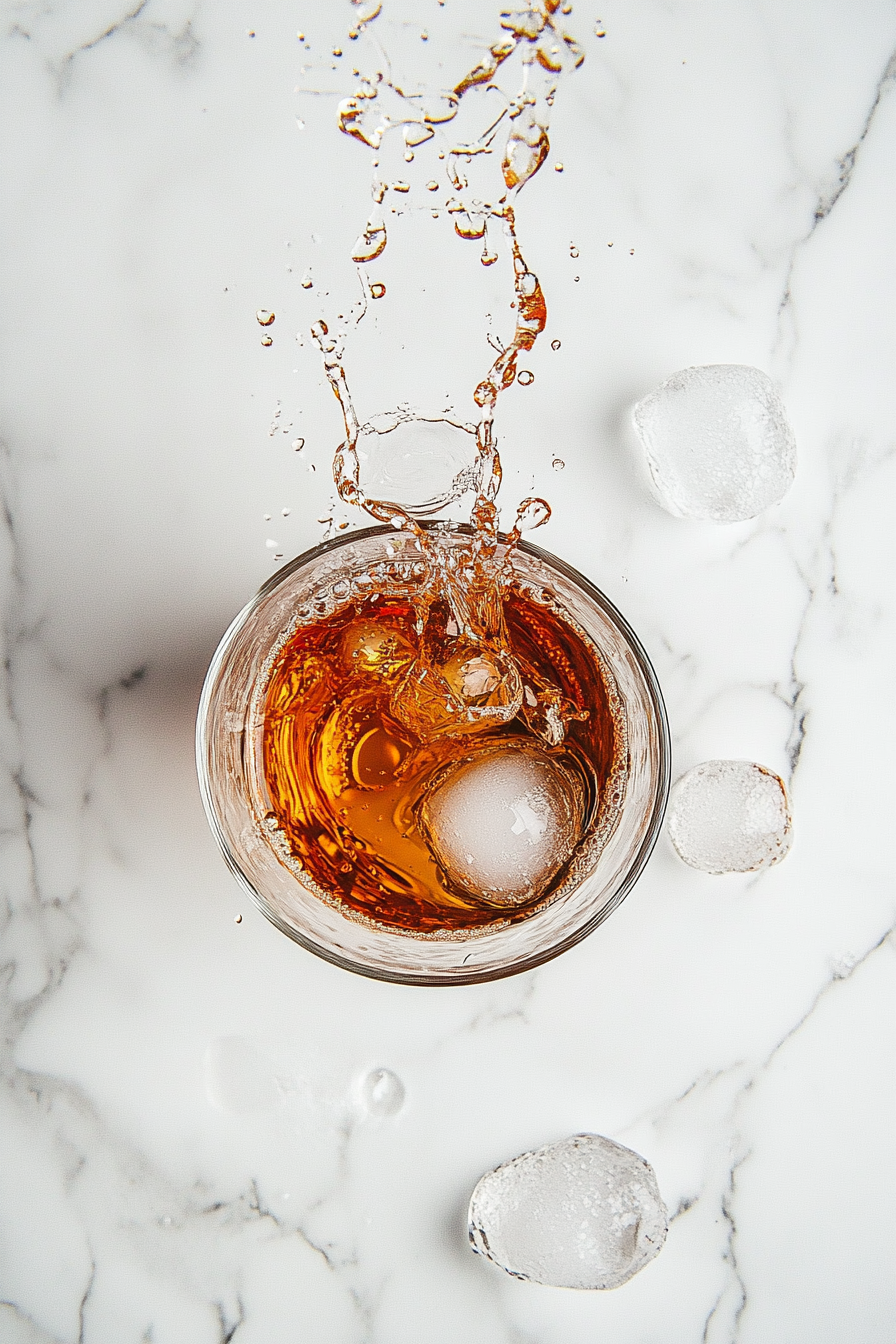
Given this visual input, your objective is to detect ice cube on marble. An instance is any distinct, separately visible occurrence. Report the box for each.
[632,364,796,521]
[667,759,793,873]
[419,743,585,907]
[468,1133,668,1289]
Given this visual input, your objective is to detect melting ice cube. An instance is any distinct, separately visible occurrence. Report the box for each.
[667,759,793,873]
[468,1133,668,1290]
[419,742,584,907]
[632,364,796,522]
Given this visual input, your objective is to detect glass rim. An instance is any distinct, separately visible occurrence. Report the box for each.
[196,523,671,985]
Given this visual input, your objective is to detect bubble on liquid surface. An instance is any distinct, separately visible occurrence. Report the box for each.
[354,414,477,516]
[204,1037,281,1114]
[360,1067,405,1116]
[419,742,585,907]
[468,1133,667,1289]
[632,365,796,522]
[667,759,792,874]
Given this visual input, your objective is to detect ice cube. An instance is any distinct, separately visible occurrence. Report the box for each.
[632,365,796,521]
[667,759,792,873]
[419,743,585,907]
[468,1133,668,1290]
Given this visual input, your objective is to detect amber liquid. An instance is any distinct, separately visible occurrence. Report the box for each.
[262,583,624,935]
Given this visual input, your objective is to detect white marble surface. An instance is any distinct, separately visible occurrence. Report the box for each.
[2,0,895,1339]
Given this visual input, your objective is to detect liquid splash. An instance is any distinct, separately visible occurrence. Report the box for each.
[309,2,584,741]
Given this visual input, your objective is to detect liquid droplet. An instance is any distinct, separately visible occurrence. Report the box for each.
[551,339,561,350]
[260,334,273,347]
[234,914,242,923]
[370,282,386,299]
[359,1067,405,1116]
[569,245,579,258]
[293,438,305,451]
[425,180,439,191]
[301,272,313,289]
[517,369,535,386]
[552,457,565,471]
[351,223,387,263]
[481,247,499,266]
[554,162,564,172]
[256,309,275,326]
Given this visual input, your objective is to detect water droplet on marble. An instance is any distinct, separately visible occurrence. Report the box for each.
[301,272,313,289]
[517,369,535,386]
[293,437,305,451]
[551,339,561,350]
[552,457,565,471]
[260,334,273,346]
[370,282,386,299]
[360,1068,405,1116]
[554,162,564,172]
[256,309,275,326]
[234,914,242,923]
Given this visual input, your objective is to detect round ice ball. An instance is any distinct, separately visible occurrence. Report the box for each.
[667,759,793,874]
[419,742,585,907]
[632,364,796,522]
[468,1133,668,1290]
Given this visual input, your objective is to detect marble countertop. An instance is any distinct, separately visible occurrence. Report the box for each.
[2,1,894,1340]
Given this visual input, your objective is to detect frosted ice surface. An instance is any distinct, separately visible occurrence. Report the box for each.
[667,759,792,873]
[632,365,796,521]
[468,1133,667,1290]
[419,743,584,907]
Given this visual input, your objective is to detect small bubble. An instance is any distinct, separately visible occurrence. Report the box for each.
[517,370,535,386]
[551,338,561,350]
[234,914,242,923]
[301,272,313,289]
[370,282,386,299]
[569,245,579,258]
[552,457,565,471]
[260,334,273,346]
[554,162,564,172]
[292,437,305,451]
[256,309,275,326]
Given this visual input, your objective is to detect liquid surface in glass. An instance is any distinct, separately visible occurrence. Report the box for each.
[262,582,625,934]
